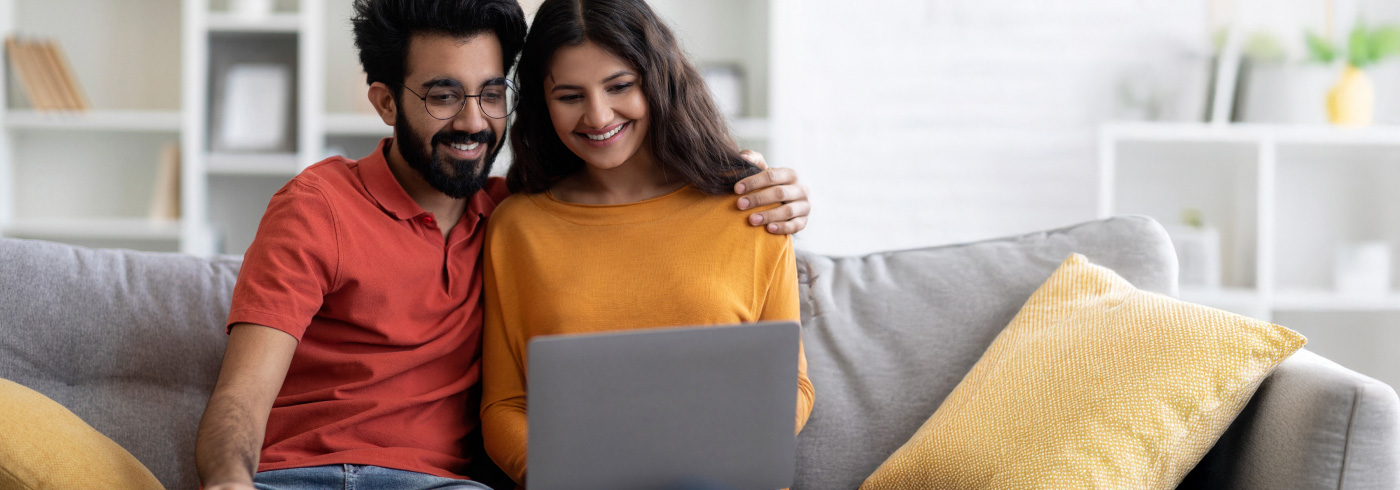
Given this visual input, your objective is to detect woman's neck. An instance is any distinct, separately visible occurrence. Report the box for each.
[554,148,684,205]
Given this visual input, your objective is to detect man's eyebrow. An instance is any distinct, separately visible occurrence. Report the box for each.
[549,71,636,93]
[420,78,464,89]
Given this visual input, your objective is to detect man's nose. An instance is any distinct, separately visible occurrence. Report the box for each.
[451,98,491,134]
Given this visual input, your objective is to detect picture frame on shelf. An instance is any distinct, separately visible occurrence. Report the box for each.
[212,63,292,152]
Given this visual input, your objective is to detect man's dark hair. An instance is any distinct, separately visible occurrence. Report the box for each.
[506,0,759,195]
[351,0,527,91]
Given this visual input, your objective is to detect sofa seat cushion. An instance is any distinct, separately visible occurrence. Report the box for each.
[860,254,1305,489]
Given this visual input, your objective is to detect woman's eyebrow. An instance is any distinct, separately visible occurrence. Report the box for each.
[549,71,636,93]
[600,70,634,83]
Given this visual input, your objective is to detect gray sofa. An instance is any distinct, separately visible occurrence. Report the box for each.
[1,216,1396,490]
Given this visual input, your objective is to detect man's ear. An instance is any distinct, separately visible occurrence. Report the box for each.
[368,81,397,126]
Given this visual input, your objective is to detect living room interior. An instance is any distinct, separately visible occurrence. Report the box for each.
[2,0,1399,489]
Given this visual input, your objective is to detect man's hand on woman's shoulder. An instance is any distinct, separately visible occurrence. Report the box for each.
[735,149,811,236]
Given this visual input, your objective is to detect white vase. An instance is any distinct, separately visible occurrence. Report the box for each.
[1239,62,1334,125]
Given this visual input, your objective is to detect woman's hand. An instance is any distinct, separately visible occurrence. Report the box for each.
[735,149,811,235]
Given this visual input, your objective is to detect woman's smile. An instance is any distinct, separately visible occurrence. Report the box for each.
[575,121,630,148]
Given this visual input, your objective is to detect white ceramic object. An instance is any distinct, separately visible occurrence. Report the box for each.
[1335,241,1392,297]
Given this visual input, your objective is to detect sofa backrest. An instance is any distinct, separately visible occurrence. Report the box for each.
[0,237,241,490]
[791,215,1178,490]
[0,215,1177,490]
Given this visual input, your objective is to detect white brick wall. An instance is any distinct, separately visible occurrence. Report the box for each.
[772,0,1210,255]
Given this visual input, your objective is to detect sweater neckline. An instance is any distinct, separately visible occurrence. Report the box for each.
[526,185,709,226]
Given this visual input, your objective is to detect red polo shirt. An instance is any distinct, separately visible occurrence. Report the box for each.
[227,138,509,479]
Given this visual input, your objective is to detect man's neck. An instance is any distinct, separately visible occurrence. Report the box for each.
[385,138,468,236]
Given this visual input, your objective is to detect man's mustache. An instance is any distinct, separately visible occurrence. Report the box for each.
[433,129,496,148]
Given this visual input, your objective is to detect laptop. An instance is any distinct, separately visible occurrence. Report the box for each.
[527,321,802,490]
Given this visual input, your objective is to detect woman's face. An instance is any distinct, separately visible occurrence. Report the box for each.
[543,41,650,171]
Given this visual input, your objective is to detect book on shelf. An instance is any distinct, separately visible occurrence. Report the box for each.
[4,36,90,111]
[148,142,181,221]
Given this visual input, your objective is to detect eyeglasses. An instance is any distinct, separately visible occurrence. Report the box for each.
[401,78,519,120]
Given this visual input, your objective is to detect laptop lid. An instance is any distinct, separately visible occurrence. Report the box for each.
[527,321,801,490]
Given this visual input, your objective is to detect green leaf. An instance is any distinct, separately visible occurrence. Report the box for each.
[1371,26,1400,61]
[1305,30,1336,63]
[1350,25,1374,67]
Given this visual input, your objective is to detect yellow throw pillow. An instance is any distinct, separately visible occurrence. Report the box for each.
[0,378,164,490]
[861,254,1306,490]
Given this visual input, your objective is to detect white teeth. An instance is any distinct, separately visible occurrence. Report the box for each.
[450,142,480,151]
[586,123,625,141]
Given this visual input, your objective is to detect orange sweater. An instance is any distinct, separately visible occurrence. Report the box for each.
[479,185,815,486]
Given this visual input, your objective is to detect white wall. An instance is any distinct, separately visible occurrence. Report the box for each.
[772,0,1212,256]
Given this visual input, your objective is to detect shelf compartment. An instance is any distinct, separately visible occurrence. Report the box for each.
[1273,290,1400,312]
[1104,122,1400,146]
[324,113,391,137]
[1110,140,1260,290]
[1273,149,1400,293]
[5,110,182,132]
[207,13,303,33]
[206,152,301,176]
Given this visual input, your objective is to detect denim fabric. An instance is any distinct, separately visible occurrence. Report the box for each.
[253,465,492,490]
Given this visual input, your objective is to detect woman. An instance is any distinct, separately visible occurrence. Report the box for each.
[478,0,814,485]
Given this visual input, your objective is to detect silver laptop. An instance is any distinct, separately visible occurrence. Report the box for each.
[527,321,801,490]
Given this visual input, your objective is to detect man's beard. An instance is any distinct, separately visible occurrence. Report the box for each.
[394,109,503,199]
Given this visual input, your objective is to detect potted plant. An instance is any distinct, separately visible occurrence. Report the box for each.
[1306,24,1400,126]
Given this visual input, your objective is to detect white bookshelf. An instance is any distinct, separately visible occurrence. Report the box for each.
[5,110,183,132]
[2,0,775,256]
[1,0,190,250]
[206,12,304,33]
[323,112,392,137]
[207,152,302,176]
[1100,121,1400,318]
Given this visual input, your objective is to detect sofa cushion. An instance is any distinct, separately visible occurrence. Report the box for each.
[858,253,1305,489]
[0,238,241,490]
[792,216,1178,490]
[0,378,165,489]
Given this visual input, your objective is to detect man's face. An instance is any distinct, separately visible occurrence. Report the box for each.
[395,33,508,199]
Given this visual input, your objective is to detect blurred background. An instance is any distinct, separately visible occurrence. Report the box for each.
[2,0,1399,384]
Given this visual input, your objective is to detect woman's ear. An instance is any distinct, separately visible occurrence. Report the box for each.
[368,82,397,126]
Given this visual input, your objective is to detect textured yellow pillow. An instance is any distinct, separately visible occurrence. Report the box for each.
[861,254,1306,490]
[0,378,164,490]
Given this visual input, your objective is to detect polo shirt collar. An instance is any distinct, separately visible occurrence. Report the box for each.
[362,138,430,220]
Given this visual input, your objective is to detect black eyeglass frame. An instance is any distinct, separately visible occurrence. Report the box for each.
[400,78,518,120]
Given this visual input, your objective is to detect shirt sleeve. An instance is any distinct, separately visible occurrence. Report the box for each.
[758,236,815,435]
[480,223,531,486]
[226,179,340,341]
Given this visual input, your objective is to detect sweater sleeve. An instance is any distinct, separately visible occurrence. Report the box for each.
[480,228,531,486]
[758,236,814,435]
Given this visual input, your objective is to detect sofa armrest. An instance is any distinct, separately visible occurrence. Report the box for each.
[1179,349,1400,490]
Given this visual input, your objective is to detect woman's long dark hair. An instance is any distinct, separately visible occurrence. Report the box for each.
[506,0,758,195]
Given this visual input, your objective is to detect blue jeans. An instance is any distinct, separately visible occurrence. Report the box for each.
[253,464,494,490]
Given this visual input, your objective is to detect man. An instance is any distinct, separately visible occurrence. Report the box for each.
[195,1,811,489]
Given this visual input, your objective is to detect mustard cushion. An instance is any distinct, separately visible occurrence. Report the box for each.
[0,378,164,490]
[861,254,1306,490]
